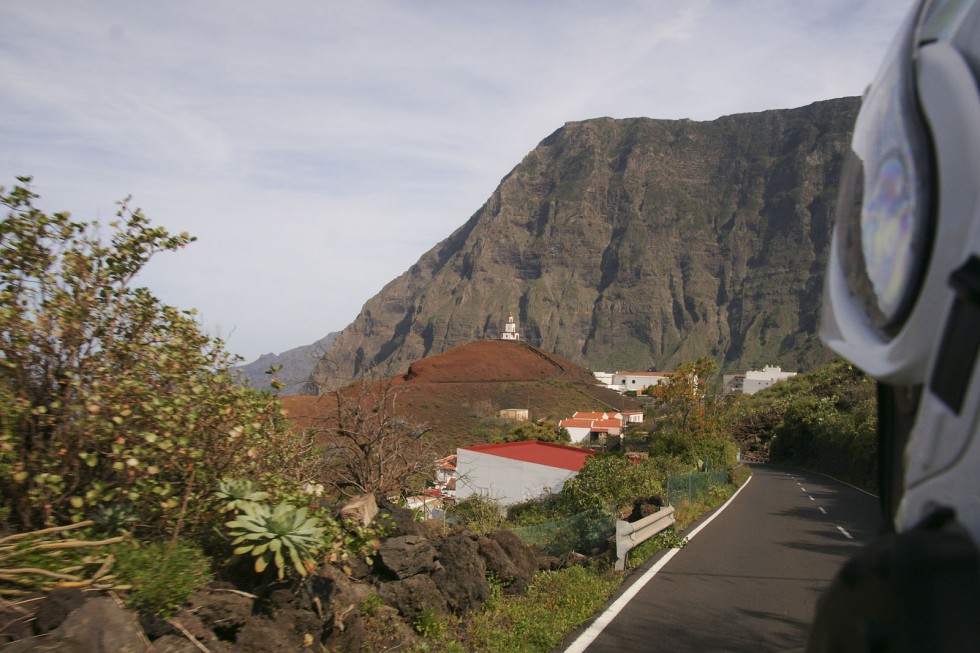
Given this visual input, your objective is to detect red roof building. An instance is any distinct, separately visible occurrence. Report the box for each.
[455,441,594,505]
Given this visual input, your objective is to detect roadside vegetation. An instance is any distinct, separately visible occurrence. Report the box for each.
[729,359,877,490]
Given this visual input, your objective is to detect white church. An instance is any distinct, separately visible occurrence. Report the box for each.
[500,313,520,340]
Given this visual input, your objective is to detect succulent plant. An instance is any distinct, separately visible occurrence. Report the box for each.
[92,502,139,534]
[214,478,270,513]
[225,502,324,579]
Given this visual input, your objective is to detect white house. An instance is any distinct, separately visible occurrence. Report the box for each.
[455,441,593,506]
[611,371,671,394]
[742,366,797,394]
[558,411,625,444]
[593,371,615,388]
[620,410,644,424]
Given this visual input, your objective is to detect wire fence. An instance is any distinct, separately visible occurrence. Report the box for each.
[666,470,728,505]
[508,470,730,555]
[507,508,617,557]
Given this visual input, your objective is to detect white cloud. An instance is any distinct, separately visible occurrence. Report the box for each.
[0,0,918,361]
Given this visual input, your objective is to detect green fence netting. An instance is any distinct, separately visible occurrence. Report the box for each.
[508,507,617,557]
[666,469,728,505]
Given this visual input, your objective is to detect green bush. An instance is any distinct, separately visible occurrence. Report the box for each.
[414,606,447,639]
[744,360,877,489]
[559,454,676,515]
[0,178,294,536]
[113,539,211,617]
[450,495,506,533]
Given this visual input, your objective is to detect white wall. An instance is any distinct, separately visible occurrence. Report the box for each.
[742,366,797,394]
[563,425,593,441]
[455,449,579,506]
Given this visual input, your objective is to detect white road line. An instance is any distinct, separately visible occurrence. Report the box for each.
[818,507,827,514]
[808,496,815,501]
[562,475,754,653]
[836,525,853,539]
[800,486,807,492]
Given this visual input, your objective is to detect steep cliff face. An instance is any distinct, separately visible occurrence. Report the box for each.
[313,98,859,391]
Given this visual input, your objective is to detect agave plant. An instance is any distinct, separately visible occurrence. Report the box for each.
[214,478,270,513]
[225,502,325,579]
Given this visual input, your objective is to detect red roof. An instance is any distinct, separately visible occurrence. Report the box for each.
[593,418,622,429]
[459,441,594,472]
[559,418,595,428]
[573,411,609,420]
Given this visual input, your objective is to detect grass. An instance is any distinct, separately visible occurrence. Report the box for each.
[441,564,622,653]
[112,539,212,617]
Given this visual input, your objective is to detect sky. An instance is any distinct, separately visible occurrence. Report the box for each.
[0,0,917,364]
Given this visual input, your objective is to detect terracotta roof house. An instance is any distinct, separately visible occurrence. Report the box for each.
[455,441,593,506]
[560,412,625,443]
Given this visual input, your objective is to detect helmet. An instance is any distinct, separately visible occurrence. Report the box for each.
[820,0,980,542]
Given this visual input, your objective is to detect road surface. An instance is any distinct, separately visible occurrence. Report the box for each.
[560,464,881,652]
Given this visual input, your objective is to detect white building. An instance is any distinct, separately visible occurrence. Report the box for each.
[611,371,671,394]
[593,371,615,388]
[742,365,797,394]
[499,407,529,421]
[455,441,593,506]
[559,411,625,444]
[500,313,520,341]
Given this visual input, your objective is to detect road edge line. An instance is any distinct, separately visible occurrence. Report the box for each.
[562,474,754,653]
[767,463,878,498]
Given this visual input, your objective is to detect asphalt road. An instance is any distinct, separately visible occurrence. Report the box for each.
[559,464,882,653]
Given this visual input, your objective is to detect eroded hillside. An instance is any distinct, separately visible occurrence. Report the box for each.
[312,98,859,390]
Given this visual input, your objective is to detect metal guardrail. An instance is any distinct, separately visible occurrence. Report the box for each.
[614,505,675,570]
[739,454,769,464]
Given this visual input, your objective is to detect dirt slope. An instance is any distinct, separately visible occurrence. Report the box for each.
[282,339,638,453]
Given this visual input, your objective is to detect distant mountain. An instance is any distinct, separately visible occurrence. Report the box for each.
[235,332,338,395]
[308,98,859,392]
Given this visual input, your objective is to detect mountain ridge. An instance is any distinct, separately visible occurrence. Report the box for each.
[305,97,859,392]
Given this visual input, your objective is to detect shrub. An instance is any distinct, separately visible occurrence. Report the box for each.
[450,495,506,533]
[0,178,294,537]
[559,454,669,515]
[113,539,211,617]
[414,606,447,639]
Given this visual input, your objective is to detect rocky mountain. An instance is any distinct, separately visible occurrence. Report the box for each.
[235,332,338,395]
[311,98,860,392]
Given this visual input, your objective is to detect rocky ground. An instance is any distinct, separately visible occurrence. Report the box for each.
[0,501,587,652]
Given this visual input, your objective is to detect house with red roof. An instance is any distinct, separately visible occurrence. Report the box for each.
[559,411,625,443]
[455,441,593,506]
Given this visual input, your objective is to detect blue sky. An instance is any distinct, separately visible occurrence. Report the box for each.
[1,0,916,363]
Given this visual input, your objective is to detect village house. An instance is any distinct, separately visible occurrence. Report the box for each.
[620,410,644,424]
[499,407,529,421]
[559,411,626,444]
[455,441,593,506]
[404,454,457,520]
[724,365,797,395]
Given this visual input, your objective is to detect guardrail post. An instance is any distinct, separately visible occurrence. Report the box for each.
[614,505,675,571]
